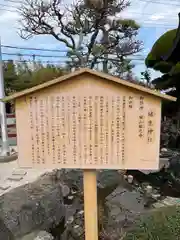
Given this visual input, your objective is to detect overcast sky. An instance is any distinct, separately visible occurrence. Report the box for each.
[0,0,179,79]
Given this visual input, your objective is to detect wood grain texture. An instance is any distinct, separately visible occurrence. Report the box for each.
[15,74,162,170]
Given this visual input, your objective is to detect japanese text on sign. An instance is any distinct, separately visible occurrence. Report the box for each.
[28,94,157,168]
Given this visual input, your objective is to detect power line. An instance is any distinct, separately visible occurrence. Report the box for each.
[159,0,180,1]
[0,7,17,12]
[1,0,179,20]
[1,48,146,59]
[1,53,145,62]
[0,3,17,8]
[4,0,22,3]
[0,20,177,58]
[135,19,177,28]
[121,12,178,28]
[0,4,177,29]
[2,59,68,64]
[142,0,151,16]
[141,22,177,27]
[0,44,151,55]
[0,5,177,19]
[139,0,180,6]
[5,0,180,8]
[2,52,68,58]
[0,0,178,27]
[2,45,68,53]
[125,11,177,17]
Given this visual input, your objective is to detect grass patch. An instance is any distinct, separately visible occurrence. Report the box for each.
[124,206,180,240]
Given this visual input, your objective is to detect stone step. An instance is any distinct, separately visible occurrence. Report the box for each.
[153,202,166,208]
[0,183,11,191]
[12,169,27,176]
[162,197,180,206]
[7,175,24,182]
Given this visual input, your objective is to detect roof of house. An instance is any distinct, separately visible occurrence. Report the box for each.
[2,68,176,102]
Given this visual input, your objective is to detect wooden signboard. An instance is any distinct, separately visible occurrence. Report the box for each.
[2,68,176,240]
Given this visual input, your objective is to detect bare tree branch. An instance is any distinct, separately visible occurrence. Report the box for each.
[18,0,142,76]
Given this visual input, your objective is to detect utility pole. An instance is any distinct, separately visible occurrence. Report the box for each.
[0,39,10,156]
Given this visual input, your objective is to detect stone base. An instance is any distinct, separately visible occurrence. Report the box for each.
[0,171,65,239]
[20,231,54,240]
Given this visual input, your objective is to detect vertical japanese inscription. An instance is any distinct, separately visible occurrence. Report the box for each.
[122,96,126,164]
[128,96,133,109]
[138,96,145,138]
[88,96,93,164]
[100,96,104,164]
[105,97,109,164]
[56,96,61,138]
[94,96,98,164]
[138,115,145,138]
[45,97,50,156]
[72,96,77,164]
[29,97,35,164]
[111,97,115,162]
[116,96,121,162]
[40,99,45,164]
[139,96,144,110]
[62,96,66,164]
[51,96,56,164]
[77,97,81,163]
[83,97,88,163]
[147,110,155,143]
[56,96,61,164]
[27,93,154,168]
[34,97,40,164]
[67,96,71,146]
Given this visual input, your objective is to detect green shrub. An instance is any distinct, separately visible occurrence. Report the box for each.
[145,29,177,69]
[124,206,180,240]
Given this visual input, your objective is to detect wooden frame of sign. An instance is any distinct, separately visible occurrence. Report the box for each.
[2,68,176,240]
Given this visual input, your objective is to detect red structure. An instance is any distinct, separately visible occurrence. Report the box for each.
[0,113,17,139]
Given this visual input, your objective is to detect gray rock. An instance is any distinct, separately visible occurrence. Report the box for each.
[0,172,65,239]
[0,218,14,240]
[20,230,54,240]
[61,170,143,239]
[60,184,70,197]
[20,231,39,240]
[0,169,148,240]
[161,148,168,152]
[34,231,54,240]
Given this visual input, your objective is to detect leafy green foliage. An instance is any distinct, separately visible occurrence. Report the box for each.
[144,17,180,117]
[145,27,180,92]
[3,60,18,95]
[14,64,65,91]
[3,61,66,93]
[145,29,177,70]
[124,206,180,240]
[140,69,151,85]
[152,74,176,90]
[169,62,180,76]
[153,61,173,73]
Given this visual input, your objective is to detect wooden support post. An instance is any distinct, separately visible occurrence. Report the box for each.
[83,169,98,240]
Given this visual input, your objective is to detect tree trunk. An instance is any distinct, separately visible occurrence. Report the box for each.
[103,31,108,73]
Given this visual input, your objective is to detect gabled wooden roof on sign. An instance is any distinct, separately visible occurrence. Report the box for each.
[2,68,176,102]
